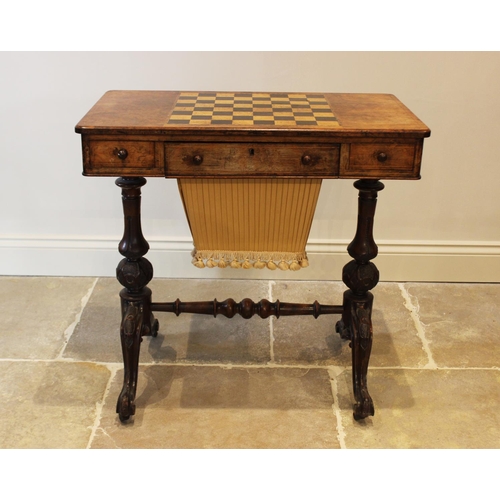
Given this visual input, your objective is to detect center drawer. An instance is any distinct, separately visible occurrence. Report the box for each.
[164,142,340,177]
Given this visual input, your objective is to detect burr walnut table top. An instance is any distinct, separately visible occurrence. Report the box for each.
[75,91,430,179]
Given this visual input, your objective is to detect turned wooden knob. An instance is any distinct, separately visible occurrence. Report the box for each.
[116,148,128,160]
[376,152,388,162]
[301,154,313,166]
[193,154,203,165]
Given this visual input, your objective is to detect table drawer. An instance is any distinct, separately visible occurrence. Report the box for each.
[165,142,340,177]
[341,142,419,178]
[86,140,157,175]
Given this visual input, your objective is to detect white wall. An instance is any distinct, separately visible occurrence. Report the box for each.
[1,52,499,282]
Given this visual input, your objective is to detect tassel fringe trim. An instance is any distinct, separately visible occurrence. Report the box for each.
[191,248,309,271]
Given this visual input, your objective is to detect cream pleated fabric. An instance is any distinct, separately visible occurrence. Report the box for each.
[178,178,321,271]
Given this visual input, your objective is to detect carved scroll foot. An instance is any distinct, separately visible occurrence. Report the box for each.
[116,293,148,422]
[340,290,375,420]
[117,386,136,422]
[353,390,374,421]
[353,390,375,420]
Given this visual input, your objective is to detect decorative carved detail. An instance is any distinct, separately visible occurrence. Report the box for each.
[151,298,343,319]
[116,257,153,292]
[350,294,374,420]
[117,298,145,422]
[355,302,372,349]
[342,260,379,295]
[122,303,142,349]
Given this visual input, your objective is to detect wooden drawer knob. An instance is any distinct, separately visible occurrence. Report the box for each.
[301,154,313,166]
[193,154,203,165]
[376,152,388,162]
[115,148,128,160]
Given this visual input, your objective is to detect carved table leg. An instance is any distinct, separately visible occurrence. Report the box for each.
[336,179,384,420]
[115,177,159,422]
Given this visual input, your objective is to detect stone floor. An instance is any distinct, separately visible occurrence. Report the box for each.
[1,276,500,449]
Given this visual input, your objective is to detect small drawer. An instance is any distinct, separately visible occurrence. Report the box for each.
[86,139,158,175]
[165,142,340,177]
[341,142,419,178]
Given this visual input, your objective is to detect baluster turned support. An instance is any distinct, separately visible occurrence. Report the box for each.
[115,177,159,422]
[336,179,385,420]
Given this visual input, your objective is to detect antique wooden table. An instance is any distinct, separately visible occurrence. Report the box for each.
[75,91,430,422]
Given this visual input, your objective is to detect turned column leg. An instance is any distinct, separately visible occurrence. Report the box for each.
[115,177,159,422]
[336,179,384,420]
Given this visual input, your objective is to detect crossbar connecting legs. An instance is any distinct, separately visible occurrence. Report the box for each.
[336,179,384,420]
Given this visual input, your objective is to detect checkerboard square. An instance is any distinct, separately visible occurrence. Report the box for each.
[167,92,339,127]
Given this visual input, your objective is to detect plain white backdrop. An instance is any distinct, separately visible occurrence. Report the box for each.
[1,51,499,281]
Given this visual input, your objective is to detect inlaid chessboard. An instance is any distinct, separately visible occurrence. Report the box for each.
[167,92,340,127]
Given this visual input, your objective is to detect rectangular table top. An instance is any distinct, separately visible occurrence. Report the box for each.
[75,91,430,139]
